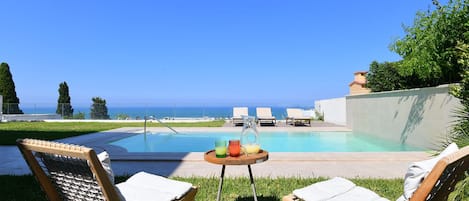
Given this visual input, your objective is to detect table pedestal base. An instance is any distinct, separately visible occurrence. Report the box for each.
[216,165,258,201]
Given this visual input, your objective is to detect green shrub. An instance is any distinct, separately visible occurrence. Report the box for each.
[117,113,130,120]
[314,109,324,121]
[72,111,85,119]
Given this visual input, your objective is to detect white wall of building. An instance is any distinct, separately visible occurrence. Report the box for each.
[346,84,461,149]
[314,97,346,126]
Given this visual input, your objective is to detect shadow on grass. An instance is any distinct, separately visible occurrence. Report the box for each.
[235,196,280,201]
[0,130,97,145]
[0,175,47,201]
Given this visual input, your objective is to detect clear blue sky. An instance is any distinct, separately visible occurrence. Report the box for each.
[0,0,443,107]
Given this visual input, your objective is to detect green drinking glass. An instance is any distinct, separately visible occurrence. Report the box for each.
[215,140,227,158]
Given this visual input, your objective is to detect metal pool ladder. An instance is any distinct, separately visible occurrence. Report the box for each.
[144,116,179,134]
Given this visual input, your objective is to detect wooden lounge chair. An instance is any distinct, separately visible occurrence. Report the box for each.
[282,145,469,201]
[285,108,313,126]
[17,138,198,201]
[232,107,248,125]
[256,107,277,126]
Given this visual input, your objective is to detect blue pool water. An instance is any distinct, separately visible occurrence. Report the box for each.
[110,131,425,152]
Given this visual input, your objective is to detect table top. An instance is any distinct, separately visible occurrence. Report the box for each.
[204,149,269,165]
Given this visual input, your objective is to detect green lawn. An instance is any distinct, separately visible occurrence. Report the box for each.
[0,121,225,145]
[0,175,404,201]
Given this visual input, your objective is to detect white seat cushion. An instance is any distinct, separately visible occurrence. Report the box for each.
[396,195,406,201]
[293,177,356,201]
[116,182,174,201]
[293,177,389,201]
[116,171,192,201]
[328,186,389,201]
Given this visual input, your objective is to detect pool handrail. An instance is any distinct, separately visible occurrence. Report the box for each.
[144,115,179,134]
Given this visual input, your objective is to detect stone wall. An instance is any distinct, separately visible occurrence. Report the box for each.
[346,84,461,149]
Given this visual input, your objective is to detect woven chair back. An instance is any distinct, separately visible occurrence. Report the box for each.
[16,139,120,201]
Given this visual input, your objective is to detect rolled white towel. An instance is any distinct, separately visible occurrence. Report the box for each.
[97,151,114,184]
[403,143,459,200]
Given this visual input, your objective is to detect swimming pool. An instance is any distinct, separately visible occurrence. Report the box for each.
[110,131,425,152]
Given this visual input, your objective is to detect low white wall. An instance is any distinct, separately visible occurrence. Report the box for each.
[315,97,346,126]
[45,118,216,123]
[346,84,461,149]
[2,114,62,122]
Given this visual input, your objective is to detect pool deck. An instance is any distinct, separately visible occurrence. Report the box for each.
[2,125,433,179]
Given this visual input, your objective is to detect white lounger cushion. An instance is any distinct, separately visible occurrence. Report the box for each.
[116,182,175,201]
[293,177,355,200]
[116,171,193,201]
[327,186,389,201]
[233,107,248,118]
[293,177,389,201]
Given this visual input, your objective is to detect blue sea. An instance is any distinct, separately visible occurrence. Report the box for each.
[20,106,312,120]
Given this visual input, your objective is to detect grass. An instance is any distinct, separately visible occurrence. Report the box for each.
[0,175,404,201]
[0,120,225,145]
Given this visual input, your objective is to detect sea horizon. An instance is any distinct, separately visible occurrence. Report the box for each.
[19,106,316,120]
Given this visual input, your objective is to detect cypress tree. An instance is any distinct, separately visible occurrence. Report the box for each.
[56,81,74,118]
[90,97,109,119]
[0,62,23,114]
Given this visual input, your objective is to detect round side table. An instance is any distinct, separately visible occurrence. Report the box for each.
[204,149,269,201]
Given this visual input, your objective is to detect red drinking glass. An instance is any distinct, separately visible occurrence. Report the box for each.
[228,140,241,157]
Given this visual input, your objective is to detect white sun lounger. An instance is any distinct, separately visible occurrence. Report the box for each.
[256,107,276,126]
[232,107,248,125]
[283,144,469,201]
[286,108,313,126]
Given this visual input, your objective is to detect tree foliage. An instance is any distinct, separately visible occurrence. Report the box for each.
[0,62,23,114]
[452,42,469,105]
[367,61,405,92]
[449,36,469,149]
[90,97,109,119]
[390,0,469,85]
[366,61,426,92]
[56,81,74,118]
